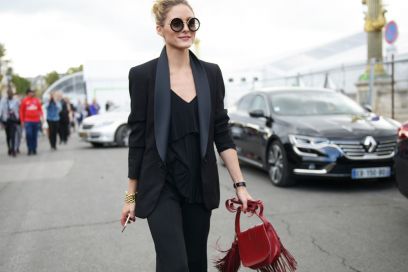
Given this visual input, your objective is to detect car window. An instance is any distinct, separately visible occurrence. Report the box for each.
[237,95,254,113]
[250,95,268,114]
[268,91,366,116]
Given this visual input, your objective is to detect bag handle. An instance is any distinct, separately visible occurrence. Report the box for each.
[225,198,264,215]
[225,198,269,235]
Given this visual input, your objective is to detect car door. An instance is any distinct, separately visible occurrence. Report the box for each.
[229,94,255,158]
[246,94,271,164]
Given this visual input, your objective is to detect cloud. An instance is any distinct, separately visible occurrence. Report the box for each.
[1,0,407,76]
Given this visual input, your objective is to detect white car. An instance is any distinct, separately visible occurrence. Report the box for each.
[78,109,130,147]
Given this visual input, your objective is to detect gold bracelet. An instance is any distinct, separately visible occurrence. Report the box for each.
[124,191,137,204]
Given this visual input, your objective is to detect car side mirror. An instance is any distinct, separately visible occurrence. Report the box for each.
[249,109,265,118]
[363,104,373,113]
[249,109,274,122]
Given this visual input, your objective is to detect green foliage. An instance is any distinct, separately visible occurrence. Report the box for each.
[12,75,31,94]
[66,64,83,74]
[0,43,5,59]
[45,71,60,87]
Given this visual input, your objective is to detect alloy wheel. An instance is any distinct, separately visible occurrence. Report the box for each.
[268,144,284,185]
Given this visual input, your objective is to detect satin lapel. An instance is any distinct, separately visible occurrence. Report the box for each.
[154,48,211,161]
[190,51,211,158]
[154,47,171,163]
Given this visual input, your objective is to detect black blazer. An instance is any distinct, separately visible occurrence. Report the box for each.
[127,48,236,218]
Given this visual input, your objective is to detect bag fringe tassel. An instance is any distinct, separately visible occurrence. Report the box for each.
[257,243,297,272]
[214,240,297,272]
[214,238,241,272]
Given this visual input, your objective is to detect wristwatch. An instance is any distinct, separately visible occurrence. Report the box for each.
[233,181,247,189]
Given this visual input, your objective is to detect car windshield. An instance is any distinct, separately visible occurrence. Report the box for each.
[268,91,366,116]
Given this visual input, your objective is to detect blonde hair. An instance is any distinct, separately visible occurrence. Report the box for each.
[152,0,194,26]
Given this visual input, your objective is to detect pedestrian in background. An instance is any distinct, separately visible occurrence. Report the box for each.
[89,98,100,116]
[0,88,20,157]
[19,88,43,155]
[75,99,84,127]
[67,98,76,132]
[84,99,91,117]
[14,93,23,154]
[120,1,254,271]
[57,94,70,144]
[45,91,61,150]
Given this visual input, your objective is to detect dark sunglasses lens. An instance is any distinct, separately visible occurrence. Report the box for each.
[170,18,184,32]
[188,18,200,31]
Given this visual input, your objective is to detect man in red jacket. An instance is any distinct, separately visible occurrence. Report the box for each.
[20,89,43,155]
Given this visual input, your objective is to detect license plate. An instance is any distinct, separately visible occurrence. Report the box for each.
[79,132,88,138]
[351,167,391,179]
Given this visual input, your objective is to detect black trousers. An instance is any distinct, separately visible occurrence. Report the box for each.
[47,120,59,149]
[147,183,211,272]
[5,120,17,153]
[58,121,70,143]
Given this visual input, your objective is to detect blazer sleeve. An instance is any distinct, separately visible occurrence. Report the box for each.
[214,65,236,154]
[127,67,147,180]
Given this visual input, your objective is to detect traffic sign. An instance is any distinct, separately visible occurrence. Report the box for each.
[385,21,398,44]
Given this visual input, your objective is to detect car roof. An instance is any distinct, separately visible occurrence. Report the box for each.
[254,86,336,94]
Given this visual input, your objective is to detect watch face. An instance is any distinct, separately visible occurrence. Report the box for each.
[234,181,246,188]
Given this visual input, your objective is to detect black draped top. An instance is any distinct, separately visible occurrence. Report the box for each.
[164,90,203,203]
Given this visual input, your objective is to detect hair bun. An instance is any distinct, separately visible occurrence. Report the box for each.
[151,0,193,26]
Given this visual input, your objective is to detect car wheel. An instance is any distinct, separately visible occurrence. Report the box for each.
[91,142,104,148]
[267,141,295,187]
[115,125,130,147]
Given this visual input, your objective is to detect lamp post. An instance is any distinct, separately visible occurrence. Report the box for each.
[6,67,13,89]
[362,0,387,78]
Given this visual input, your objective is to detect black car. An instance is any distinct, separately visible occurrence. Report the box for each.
[396,121,408,197]
[228,87,400,186]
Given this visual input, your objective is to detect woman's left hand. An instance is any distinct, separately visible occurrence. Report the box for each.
[235,186,255,213]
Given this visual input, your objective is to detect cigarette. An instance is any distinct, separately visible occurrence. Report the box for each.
[121,214,131,233]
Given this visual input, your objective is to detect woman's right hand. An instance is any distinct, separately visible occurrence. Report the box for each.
[120,202,136,226]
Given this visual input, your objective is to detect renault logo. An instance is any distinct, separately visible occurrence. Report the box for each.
[363,136,377,153]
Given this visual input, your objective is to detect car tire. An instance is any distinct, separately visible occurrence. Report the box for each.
[91,142,104,148]
[115,125,130,147]
[267,140,295,187]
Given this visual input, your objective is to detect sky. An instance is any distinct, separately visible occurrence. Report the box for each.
[0,0,407,77]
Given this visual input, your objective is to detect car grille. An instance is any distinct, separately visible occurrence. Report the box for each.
[332,139,396,159]
[82,124,94,130]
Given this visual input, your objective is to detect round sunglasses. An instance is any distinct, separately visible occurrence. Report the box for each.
[169,17,200,32]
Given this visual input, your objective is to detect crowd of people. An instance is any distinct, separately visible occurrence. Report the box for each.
[0,87,100,157]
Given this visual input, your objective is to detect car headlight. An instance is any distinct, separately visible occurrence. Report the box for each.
[289,135,330,157]
[94,121,115,128]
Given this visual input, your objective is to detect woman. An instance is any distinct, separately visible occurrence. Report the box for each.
[120,1,254,271]
[57,94,70,144]
[0,88,20,157]
[45,92,61,150]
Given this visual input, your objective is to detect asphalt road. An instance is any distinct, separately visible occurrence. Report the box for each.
[0,131,407,272]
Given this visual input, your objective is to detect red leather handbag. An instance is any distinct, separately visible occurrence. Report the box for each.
[214,198,297,272]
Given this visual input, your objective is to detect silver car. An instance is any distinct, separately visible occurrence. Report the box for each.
[78,109,130,147]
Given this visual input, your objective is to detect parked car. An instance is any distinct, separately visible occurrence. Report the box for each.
[78,109,130,147]
[396,121,408,197]
[228,87,400,186]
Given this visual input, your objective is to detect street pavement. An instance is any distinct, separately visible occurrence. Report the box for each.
[0,130,407,272]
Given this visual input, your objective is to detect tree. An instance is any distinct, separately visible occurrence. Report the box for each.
[45,71,60,87]
[12,74,31,94]
[66,64,83,74]
[0,43,6,79]
[0,43,5,59]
